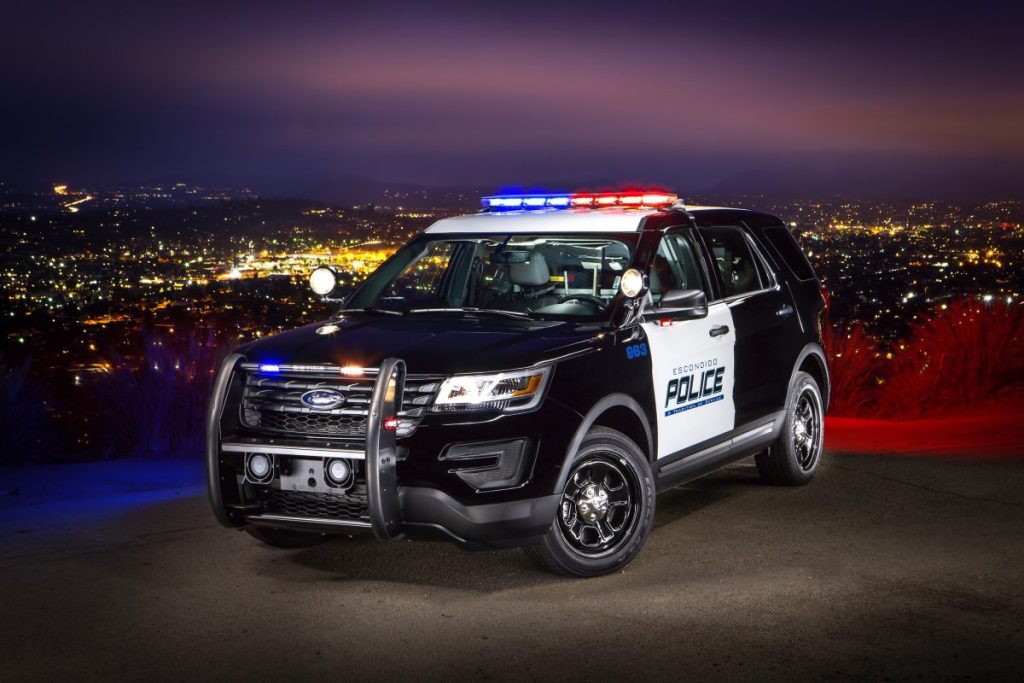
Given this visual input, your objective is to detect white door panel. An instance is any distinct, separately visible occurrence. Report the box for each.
[642,302,736,459]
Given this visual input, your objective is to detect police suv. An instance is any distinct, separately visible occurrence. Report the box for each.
[207,190,829,576]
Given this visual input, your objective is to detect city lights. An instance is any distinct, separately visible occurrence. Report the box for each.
[0,185,1020,400]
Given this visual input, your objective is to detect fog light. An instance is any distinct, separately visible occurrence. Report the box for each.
[325,458,354,489]
[245,453,274,484]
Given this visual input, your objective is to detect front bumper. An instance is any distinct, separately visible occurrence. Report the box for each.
[207,355,560,548]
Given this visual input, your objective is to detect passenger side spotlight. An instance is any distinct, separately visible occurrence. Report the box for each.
[324,458,354,490]
[245,452,275,484]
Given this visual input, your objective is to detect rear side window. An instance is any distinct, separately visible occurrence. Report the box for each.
[699,225,765,297]
[761,226,816,281]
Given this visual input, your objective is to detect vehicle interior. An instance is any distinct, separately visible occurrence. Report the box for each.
[366,235,637,318]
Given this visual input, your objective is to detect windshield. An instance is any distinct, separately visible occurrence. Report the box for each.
[343,233,638,320]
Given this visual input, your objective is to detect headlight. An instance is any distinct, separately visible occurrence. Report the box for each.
[432,366,551,413]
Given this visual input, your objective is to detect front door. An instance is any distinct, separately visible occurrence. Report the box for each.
[641,231,737,459]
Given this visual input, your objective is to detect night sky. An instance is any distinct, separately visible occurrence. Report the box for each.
[3,0,1022,200]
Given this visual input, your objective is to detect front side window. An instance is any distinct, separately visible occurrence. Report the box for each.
[650,232,707,304]
[346,233,638,320]
[700,225,765,297]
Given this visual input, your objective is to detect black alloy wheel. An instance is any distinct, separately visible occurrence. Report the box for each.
[558,456,640,558]
[526,427,655,577]
[756,371,825,485]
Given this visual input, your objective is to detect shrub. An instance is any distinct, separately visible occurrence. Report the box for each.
[876,300,1024,418]
[87,332,228,457]
[823,324,885,417]
[0,356,49,463]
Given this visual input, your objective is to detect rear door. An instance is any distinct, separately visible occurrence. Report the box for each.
[696,224,792,426]
[641,229,736,459]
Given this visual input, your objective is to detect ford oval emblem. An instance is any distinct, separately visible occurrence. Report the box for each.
[301,389,346,410]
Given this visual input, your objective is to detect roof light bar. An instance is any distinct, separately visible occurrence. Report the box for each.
[482,194,572,210]
[483,191,678,211]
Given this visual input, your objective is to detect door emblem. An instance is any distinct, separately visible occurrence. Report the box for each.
[301,389,346,410]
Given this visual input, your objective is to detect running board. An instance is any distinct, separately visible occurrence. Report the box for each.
[655,417,780,490]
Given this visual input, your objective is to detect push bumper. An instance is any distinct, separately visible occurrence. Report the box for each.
[207,356,559,548]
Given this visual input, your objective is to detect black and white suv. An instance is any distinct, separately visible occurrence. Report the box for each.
[207,190,829,576]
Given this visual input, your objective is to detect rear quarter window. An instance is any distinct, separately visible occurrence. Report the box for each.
[761,226,816,281]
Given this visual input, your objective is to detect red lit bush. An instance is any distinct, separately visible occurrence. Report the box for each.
[827,299,1024,418]
[823,324,885,417]
[876,300,1024,417]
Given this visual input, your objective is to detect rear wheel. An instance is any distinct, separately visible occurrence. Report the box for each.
[525,427,655,577]
[245,526,328,549]
[756,371,824,485]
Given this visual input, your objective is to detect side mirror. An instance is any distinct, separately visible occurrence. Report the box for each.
[646,289,708,320]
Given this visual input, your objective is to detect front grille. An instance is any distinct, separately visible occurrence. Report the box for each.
[240,366,440,439]
[264,487,369,522]
[259,411,368,437]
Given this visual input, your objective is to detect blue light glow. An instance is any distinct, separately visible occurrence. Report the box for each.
[258,363,281,373]
[481,194,573,211]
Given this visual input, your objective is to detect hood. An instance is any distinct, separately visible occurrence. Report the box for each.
[237,314,605,375]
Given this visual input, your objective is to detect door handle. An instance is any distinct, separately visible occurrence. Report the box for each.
[776,305,794,317]
[709,325,730,337]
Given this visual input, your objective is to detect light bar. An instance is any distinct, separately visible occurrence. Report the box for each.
[483,190,678,211]
[481,194,573,210]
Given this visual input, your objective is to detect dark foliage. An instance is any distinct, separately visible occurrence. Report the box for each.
[85,332,228,457]
[0,356,50,463]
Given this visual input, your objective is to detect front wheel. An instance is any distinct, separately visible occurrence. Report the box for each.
[756,371,825,485]
[525,427,655,577]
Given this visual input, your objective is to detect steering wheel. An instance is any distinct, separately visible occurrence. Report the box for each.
[557,294,607,310]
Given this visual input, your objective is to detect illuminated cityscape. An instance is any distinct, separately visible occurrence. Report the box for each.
[1,181,1021,454]
[3,185,1021,356]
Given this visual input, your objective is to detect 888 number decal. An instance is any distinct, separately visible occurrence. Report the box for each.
[625,342,649,360]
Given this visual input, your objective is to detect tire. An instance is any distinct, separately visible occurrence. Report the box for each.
[245,526,328,549]
[525,427,655,577]
[756,371,825,486]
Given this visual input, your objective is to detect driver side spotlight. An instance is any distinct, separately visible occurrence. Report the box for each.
[309,265,338,297]
[619,268,644,298]
[244,452,275,484]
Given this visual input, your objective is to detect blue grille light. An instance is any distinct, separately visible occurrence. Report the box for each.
[258,363,281,373]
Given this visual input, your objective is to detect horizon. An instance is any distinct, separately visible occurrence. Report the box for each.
[5,175,1024,209]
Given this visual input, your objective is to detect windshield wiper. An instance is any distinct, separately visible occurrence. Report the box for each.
[336,307,404,316]
[408,307,533,320]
